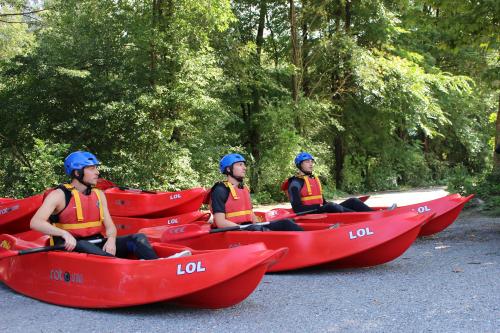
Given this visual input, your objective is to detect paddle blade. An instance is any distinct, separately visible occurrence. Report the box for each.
[0,249,18,260]
[160,224,211,242]
[0,236,17,259]
[264,208,320,222]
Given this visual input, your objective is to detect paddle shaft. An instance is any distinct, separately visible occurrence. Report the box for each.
[12,238,103,256]
[161,208,320,241]
[117,186,157,194]
[209,208,318,234]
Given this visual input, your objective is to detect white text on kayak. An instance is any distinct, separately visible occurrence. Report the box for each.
[177,261,206,275]
[417,205,431,213]
[349,227,375,240]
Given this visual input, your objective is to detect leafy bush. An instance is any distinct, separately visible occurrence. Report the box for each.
[1,139,69,197]
[445,164,478,196]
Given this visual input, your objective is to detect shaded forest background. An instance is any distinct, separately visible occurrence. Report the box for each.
[0,0,498,207]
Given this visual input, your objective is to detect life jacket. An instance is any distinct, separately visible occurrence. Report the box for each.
[51,184,104,238]
[210,181,253,225]
[281,175,323,205]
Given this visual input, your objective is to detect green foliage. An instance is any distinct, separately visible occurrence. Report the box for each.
[447,168,500,216]
[0,139,69,197]
[474,172,500,216]
[445,164,478,196]
[0,0,497,204]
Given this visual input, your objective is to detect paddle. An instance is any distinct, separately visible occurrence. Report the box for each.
[0,238,103,260]
[160,208,318,242]
[262,208,326,221]
[116,186,158,194]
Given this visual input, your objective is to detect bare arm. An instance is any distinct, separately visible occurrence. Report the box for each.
[30,190,77,250]
[98,191,117,255]
[213,212,240,228]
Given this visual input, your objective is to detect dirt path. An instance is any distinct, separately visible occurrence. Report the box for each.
[1,187,498,333]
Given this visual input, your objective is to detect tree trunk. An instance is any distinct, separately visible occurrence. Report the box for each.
[494,92,500,171]
[335,0,341,34]
[331,0,352,190]
[289,0,300,104]
[248,0,267,191]
[344,0,351,33]
[334,135,344,189]
[301,19,310,96]
[149,0,160,86]
[255,1,266,59]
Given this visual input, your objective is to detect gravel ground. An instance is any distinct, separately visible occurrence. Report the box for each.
[0,189,498,333]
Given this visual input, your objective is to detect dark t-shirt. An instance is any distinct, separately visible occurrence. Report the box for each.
[287,176,325,213]
[210,182,231,214]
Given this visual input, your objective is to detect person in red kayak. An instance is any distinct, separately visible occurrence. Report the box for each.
[30,151,158,259]
[282,152,375,214]
[210,153,303,231]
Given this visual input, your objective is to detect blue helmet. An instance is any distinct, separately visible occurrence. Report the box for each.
[64,151,100,176]
[294,152,315,167]
[219,153,246,174]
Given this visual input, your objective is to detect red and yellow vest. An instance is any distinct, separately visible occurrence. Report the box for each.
[53,184,104,238]
[211,181,253,225]
[281,175,323,205]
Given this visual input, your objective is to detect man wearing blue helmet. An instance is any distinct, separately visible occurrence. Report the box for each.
[30,151,158,259]
[282,152,373,214]
[209,153,303,231]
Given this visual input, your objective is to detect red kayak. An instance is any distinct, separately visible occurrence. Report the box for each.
[0,233,286,309]
[0,194,44,234]
[104,187,208,218]
[113,211,211,236]
[255,194,473,237]
[141,211,430,272]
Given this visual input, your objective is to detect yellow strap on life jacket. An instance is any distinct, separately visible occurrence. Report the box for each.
[316,176,323,195]
[62,184,104,223]
[63,184,83,222]
[93,189,104,222]
[54,221,103,230]
[299,175,323,196]
[301,195,323,202]
[224,181,239,199]
[226,210,253,218]
[304,176,312,195]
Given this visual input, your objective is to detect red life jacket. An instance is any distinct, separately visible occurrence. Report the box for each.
[281,175,323,205]
[53,184,104,238]
[210,181,253,225]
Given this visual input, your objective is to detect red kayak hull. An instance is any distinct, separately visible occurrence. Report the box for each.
[256,194,473,237]
[142,211,428,272]
[0,233,286,309]
[104,187,208,218]
[113,211,211,236]
[0,194,44,234]
[372,194,473,236]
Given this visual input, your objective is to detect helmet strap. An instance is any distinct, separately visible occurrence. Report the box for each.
[73,169,93,194]
[297,163,313,176]
[227,166,244,184]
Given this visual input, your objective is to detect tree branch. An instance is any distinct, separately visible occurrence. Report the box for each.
[0,18,31,24]
[0,9,46,17]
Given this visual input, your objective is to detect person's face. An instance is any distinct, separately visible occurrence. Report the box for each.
[231,162,246,178]
[300,159,314,173]
[81,165,100,185]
